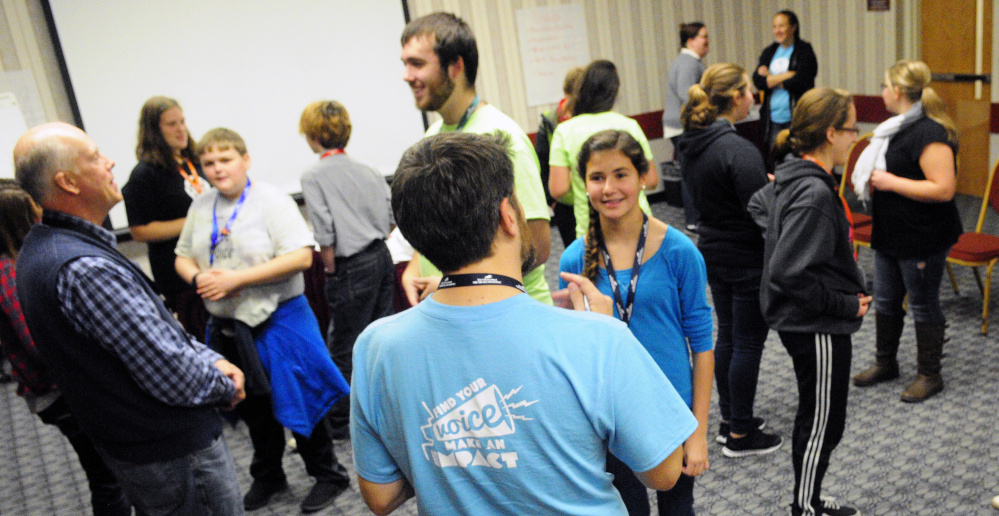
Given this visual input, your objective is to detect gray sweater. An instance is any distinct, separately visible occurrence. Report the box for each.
[662,51,706,134]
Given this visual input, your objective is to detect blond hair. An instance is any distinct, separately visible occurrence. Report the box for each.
[681,63,747,131]
[885,60,958,144]
[197,127,247,156]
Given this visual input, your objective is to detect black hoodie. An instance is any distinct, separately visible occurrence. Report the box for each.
[749,156,866,335]
[677,120,769,268]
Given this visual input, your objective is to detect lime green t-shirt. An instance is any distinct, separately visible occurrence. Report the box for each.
[419,104,553,304]
[549,111,654,239]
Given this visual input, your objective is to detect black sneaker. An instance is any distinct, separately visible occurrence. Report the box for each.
[722,427,783,457]
[716,417,767,444]
[818,496,860,516]
[792,496,861,516]
[243,479,288,511]
[300,481,348,513]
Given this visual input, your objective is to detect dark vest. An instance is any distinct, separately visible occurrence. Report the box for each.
[16,220,221,464]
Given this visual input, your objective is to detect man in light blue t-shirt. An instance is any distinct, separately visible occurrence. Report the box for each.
[350,130,697,515]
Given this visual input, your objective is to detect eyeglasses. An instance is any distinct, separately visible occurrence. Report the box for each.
[836,126,861,135]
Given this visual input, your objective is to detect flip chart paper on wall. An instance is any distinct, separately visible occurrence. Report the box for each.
[515,3,591,107]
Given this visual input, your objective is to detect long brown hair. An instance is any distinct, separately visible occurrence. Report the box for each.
[575,130,649,282]
[136,96,198,168]
[569,60,620,116]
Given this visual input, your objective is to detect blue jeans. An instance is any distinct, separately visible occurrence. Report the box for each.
[708,265,769,435]
[873,249,949,324]
[97,434,243,516]
[325,240,395,430]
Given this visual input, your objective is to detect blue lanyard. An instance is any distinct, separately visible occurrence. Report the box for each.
[454,95,480,132]
[210,179,251,265]
[598,214,649,325]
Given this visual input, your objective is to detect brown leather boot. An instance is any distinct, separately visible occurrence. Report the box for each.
[900,322,945,403]
[853,312,904,387]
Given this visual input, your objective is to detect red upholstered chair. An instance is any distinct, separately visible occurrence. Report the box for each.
[946,159,999,334]
[838,133,873,254]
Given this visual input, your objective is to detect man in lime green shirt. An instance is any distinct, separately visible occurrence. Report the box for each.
[398,12,552,304]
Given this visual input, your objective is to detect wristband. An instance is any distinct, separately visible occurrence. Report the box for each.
[191,272,202,286]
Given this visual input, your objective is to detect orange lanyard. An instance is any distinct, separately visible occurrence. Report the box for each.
[321,149,345,159]
[802,154,856,256]
[177,159,202,194]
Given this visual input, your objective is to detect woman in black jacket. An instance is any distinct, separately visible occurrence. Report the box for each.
[752,10,818,154]
[677,63,781,458]
[751,88,869,516]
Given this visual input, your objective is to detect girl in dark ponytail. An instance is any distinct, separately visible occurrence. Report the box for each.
[559,129,713,516]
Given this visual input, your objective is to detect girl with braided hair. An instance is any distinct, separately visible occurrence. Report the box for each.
[558,129,713,516]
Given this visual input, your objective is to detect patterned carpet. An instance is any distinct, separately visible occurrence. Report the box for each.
[2,196,997,515]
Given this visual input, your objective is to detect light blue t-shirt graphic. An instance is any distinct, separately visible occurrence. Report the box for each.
[769,44,795,124]
[350,294,697,515]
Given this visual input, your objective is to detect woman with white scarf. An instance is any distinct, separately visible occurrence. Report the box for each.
[851,60,962,403]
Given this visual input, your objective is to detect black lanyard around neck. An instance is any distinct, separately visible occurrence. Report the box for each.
[437,273,525,293]
[454,95,480,132]
[598,214,649,325]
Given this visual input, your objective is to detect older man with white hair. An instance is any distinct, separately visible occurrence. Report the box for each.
[14,122,246,516]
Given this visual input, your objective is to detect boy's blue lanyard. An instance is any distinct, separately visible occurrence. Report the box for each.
[210,179,251,265]
[598,214,649,325]
[453,95,480,132]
